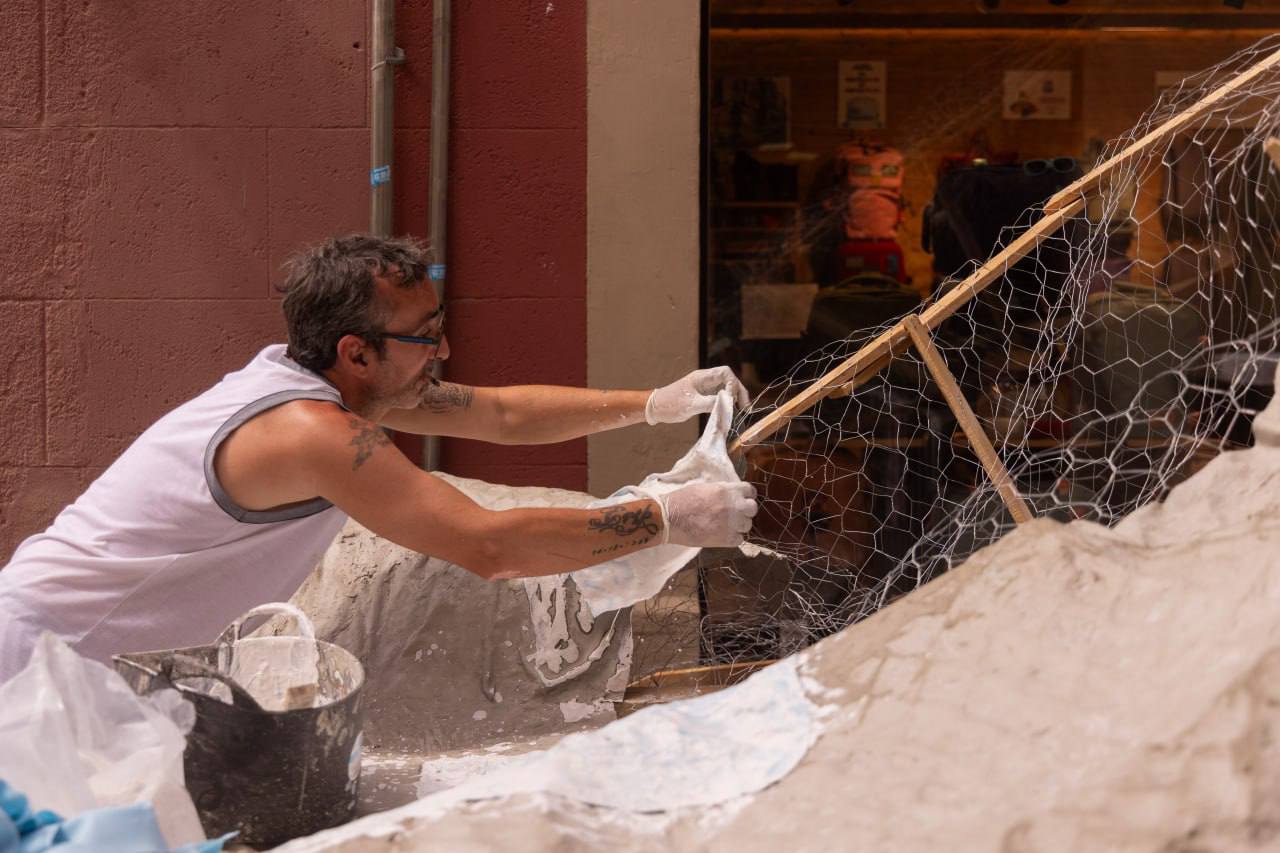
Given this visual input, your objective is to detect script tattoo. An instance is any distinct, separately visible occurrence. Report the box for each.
[588,505,659,538]
[349,418,393,470]
[419,379,476,414]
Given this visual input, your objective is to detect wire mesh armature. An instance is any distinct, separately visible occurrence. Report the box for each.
[682,36,1280,668]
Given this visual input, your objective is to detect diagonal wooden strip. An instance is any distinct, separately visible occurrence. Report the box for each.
[1044,46,1280,214]
[730,196,1085,455]
[902,315,1033,525]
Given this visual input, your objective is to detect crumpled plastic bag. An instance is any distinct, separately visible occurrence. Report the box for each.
[0,633,206,849]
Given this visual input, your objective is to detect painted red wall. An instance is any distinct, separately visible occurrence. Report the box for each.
[0,1,587,562]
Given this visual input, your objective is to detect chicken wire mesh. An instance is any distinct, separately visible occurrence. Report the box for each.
[647,36,1280,672]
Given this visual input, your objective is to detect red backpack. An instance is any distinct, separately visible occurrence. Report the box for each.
[839,143,904,240]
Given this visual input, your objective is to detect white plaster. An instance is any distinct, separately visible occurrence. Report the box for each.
[557,699,610,724]
[279,657,825,851]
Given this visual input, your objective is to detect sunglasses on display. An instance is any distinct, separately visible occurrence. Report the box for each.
[1023,157,1077,175]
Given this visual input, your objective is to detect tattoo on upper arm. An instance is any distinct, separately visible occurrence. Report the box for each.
[419,379,476,414]
[348,418,393,470]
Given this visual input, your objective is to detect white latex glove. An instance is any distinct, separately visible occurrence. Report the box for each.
[645,367,751,425]
[640,482,758,548]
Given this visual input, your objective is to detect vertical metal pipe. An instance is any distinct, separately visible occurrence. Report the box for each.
[429,0,451,271]
[370,0,396,235]
[424,0,452,472]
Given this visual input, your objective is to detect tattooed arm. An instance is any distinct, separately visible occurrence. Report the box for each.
[218,400,753,579]
[377,379,497,439]
[380,381,651,445]
[267,403,668,578]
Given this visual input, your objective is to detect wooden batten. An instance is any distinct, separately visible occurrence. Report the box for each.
[730,196,1085,455]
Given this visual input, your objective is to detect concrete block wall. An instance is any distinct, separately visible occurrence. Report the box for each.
[0,0,588,562]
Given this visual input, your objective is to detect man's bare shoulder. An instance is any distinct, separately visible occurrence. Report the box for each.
[222,399,373,473]
[239,398,345,443]
[260,400,402,470]
[265,397,349,430]
[242,399,384,460]
[216,399,393,510]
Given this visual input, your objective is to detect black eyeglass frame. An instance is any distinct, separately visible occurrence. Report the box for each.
[373,309,446,348]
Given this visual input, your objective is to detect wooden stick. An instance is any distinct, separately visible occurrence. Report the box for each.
[730,196,1085,455]
[1266,137,1280,171]
[1044,46,1280,214]
[901,316,1033,525]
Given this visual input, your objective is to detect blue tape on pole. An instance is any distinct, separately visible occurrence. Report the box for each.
[429,264,447,281]
[370,165,391,187]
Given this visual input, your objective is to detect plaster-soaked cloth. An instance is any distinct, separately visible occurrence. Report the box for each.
[569,389,741,616]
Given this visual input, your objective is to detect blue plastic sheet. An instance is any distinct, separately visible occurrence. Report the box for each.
[0,779,232,853]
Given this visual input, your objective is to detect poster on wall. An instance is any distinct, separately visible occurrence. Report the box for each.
[1002,70,1071,120]
[837,61,886,130]
[711,77,791,149]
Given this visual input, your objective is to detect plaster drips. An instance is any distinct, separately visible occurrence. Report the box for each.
[522,576,621,687]
[557,699,611,724]
[280,474,637,754]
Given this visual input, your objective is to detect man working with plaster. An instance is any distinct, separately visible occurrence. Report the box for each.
[0,234,757,682]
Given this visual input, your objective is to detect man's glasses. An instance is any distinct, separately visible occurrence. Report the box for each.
[374,310,446,349]
[382,330,443,347]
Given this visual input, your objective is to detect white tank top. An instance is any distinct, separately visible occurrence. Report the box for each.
[0,345,350,676]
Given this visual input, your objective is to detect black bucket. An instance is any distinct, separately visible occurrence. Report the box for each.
[114,603,365,849]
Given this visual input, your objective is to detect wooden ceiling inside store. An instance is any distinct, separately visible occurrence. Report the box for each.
[710,0,1280,30]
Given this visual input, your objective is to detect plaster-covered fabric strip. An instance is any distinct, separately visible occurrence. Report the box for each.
[569,389,741,616]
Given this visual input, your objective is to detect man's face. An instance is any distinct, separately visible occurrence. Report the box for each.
[364,269,450,411]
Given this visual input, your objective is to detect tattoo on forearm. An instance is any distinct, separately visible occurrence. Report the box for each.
[588,505,659,537]
[419,379,475,414]
[587,505,657,556]
[591,536,652,557]
[349,418,393,469]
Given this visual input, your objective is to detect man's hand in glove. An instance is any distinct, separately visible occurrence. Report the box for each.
[642,482,758,548]
[645,367,750,425]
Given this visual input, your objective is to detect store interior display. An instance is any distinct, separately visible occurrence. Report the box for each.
[694,12,1280,665]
